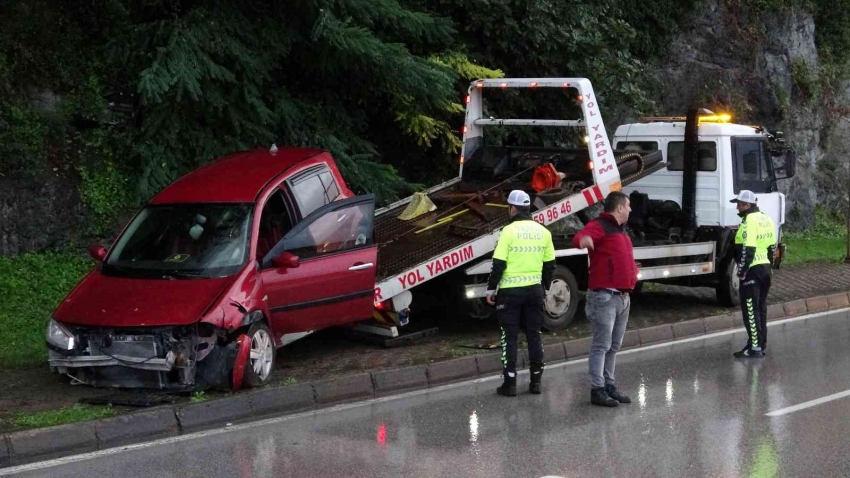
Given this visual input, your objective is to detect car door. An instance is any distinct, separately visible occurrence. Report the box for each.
[731,137,783,236]
[259,195,377,335]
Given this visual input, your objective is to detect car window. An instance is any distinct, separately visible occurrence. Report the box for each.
[665,142,717,171]
[616,141,658,153]
[105,204,252,278]
[284,201,374,260]
[291,174,326,217]
[319,171,340,202]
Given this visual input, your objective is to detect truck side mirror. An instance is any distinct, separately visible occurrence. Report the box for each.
[774,150,797,180]
[272,251,300,269]
[88,245,107,262]
[784,150,797,178]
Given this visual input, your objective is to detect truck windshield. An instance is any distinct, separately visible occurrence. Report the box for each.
[104,204,252,279]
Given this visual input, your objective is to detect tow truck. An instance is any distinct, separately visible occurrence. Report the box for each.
[458,80,796,328]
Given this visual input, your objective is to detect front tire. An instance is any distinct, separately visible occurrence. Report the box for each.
[242,322,275,388]
[716,258,741,307]
[542,265,580,331]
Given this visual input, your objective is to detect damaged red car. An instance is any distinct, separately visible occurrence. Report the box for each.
[47,146,377,390]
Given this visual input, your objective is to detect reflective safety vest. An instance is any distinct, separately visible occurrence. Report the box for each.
[735,210,776,267]
[492,220,556,289]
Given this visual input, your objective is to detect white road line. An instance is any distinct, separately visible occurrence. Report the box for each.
[2,307,847,476]
[766,389,850,417]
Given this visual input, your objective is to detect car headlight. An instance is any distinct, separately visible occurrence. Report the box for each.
[46,319,75,351]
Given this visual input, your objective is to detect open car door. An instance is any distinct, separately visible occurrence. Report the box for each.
[260,195,377,335]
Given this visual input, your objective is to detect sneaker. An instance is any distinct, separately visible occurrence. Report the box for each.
[733,347,764,358]
[605,384,631,404]
[591,387,619,407]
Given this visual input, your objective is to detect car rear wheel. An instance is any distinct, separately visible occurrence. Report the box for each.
[542,265,580,331]
[243,322,275,388]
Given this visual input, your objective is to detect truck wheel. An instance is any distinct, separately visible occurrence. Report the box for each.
[716,259,741,307]
[543,265,580,331]
[243,322,275,388]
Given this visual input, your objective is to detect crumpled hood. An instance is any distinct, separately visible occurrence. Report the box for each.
[53,270,236,327]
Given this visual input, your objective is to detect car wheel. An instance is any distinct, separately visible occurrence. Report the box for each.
[542,265,580,331]
[242,322,275,388]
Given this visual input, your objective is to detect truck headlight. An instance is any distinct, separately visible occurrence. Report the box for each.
[46,319,75,351]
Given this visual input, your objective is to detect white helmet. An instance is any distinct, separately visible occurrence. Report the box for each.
[507,190,531,207]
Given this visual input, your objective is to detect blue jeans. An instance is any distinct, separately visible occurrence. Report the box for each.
[586,290,631,388]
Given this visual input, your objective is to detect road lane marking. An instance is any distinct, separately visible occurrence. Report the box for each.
[2,307,847,476]
[766,389,850,417]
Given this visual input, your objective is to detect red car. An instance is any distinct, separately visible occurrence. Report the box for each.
[47,146,378,390]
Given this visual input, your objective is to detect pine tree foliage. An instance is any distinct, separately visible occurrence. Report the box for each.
[2,0,698,207]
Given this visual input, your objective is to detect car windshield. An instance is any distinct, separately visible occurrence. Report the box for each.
[104,204,252,279]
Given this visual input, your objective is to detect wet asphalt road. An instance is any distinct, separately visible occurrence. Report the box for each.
[8,309,850,478]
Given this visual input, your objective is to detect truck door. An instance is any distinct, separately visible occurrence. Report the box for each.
[260,195,377,334]
[731,137,784,237]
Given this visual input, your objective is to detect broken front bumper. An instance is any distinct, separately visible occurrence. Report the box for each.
[48,327,205,390]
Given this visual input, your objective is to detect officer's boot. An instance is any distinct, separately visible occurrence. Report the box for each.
[496,371,517,397]
[529,363,543,394]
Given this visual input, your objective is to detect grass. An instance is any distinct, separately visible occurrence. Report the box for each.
[4,404,115,430]
[0,252,93,367]
[783,207,848,266]
[783,236,847,266]
[190,391,208,403]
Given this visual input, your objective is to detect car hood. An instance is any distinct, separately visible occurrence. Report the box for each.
[53,270,237,327]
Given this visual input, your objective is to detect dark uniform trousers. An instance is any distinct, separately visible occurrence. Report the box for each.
[497,285,545,375]
[740,264,772,350]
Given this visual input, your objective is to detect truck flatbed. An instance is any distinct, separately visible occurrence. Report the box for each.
[374,149,664,281]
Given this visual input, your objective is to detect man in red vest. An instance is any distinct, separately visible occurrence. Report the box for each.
[572,191,638,407]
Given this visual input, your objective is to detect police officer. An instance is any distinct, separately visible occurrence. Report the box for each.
[486,190,556,396]
[730,190,777,358]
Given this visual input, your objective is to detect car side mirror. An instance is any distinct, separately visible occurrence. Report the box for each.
[88,245,107,262]
[272,251,300,269]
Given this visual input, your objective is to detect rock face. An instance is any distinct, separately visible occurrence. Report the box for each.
[0,175,92,256]
[640,0,847,229]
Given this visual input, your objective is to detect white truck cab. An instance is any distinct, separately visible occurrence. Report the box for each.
[614,117,793,240]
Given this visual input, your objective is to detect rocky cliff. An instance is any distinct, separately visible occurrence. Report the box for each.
[647,0,847,228]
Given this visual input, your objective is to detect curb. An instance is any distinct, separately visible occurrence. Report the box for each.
[3,291,849,467]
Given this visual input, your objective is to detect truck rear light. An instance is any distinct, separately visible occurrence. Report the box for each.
[577,95,584,102]
[465,95,471,104]
[462,126,468,135]
[460,156,465,164]
[476,82,484,88]
[530,82,538,87]
[374,299,392,311]
[500,82,507,88]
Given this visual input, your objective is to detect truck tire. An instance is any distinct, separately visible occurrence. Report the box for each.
[716,259,741,307]
[543,265,580,331]
[242,322,275,388]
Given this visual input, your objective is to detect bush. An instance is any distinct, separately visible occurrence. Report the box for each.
[0,253,92,367]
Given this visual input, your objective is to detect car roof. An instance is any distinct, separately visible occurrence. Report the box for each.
[150,147,325,204]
